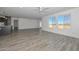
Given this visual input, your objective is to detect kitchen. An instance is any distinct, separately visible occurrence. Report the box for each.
[0,16,12,35]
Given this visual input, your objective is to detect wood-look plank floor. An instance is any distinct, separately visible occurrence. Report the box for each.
[0,29,79,51]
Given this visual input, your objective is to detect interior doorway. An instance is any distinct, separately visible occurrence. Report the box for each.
[14,20,18,31]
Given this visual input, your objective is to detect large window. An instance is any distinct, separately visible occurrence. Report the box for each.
[49,15,71,31]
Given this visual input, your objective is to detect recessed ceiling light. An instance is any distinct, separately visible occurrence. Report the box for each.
[19,7,23,8]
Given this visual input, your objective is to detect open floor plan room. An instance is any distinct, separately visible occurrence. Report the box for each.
[0,7,79,51]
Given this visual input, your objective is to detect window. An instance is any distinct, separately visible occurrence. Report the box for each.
[49,16,56,31]
[58,16,64,31]
[64,15,71,29]
[57,15,71,31]
[48,15,71,31]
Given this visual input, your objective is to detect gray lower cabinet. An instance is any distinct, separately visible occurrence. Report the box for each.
[0,26,11,35]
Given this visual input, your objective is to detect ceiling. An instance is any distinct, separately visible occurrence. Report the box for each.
[0,7,76,19]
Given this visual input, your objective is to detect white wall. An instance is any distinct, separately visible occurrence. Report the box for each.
[11,17,40,30]
[42,8,79,38]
